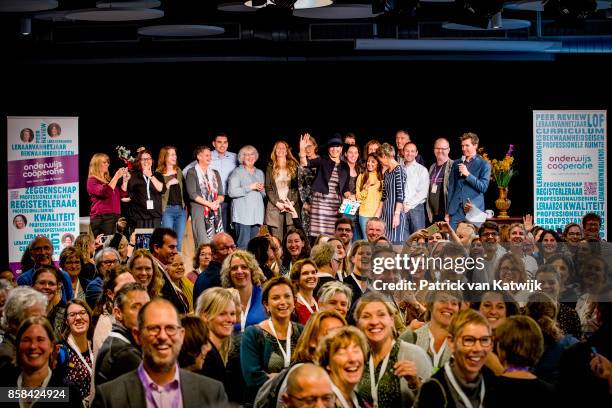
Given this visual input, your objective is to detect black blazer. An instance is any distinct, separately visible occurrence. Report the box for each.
[306,157,350,196]
[1,367,82,408]
[92,368,228,408]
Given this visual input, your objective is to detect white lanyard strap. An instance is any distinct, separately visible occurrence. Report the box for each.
[331,382,360,408]
[444,363,485,408]
[369,340,395,408]
[240,293,252,333]
[109,331,131,344]
[143,174,151,200]
[17,366,52,408]
[268,318,292,368]
[351,273,367,293]
[296,293,319,315]
[429,330,447,369]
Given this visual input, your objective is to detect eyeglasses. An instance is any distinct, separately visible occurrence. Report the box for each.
[459,335,493,347]
[101,259,119,265]
[218,244,237,251]
[144,324,182,337]
[68,310,88,319]
[481,231,498,237]
[336,227,352,233]
[287,394,336,408]
[141,157,153,162]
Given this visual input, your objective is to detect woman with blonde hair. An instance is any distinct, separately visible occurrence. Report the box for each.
[127,248,164,300]
[220,250,267,332]
[196,287,245,404]
[265,140,301,241]
[157,145,188,251]
[355,292,432,408]
[86,153,129,236]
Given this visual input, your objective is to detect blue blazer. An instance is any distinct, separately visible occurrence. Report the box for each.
[446,155,491,216]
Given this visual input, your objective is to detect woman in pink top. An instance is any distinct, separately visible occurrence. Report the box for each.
[87,153,129,236]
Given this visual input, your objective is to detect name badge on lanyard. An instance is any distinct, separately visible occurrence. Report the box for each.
[144,174,154,209]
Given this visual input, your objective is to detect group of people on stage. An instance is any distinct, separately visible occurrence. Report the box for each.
[0,130,610,407]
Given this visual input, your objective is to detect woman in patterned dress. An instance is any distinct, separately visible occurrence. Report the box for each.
[298,133,350,241]
[375,143,407,245]
[298,135,319,238]
[63,299,95,407]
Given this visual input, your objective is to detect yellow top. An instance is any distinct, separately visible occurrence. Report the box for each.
[356,172,382,217]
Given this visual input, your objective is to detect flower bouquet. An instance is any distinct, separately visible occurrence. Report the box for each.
[116,146,137,170]
[480,145,516,218]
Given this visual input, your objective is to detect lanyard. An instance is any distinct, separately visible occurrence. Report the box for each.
[369,340,395,408]
[431,164,444,184]
[17,366,52,408]
[143,174,151,200]
[268,318,292,368]
[67,335,95,403]
[336,270,344,282]
[429,330,447,370]
[296,293,319,315]
[351,273,367,293]
[240,293,252,333]
[331,382,360,408]
[444,363,485,408]
[109,331,131,344]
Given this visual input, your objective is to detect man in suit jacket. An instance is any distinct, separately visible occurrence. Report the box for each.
[446,132,491,229]
[427,138,454,223]
[93,298,228,408]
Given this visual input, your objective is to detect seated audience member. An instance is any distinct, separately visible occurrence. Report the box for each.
[487,315,555,407]
[562,223,583,253]
[196,287,246,404]
[328,237,349,281]
[178,315,212,372]
[545,253,579,304]
[355,292,432,407]
[188,243,212,283]
[535,229,564,265]
[1,316,82,407]
[406,290,462,372]
[575,255,608,337]
[220,250,267,332]
[62,299,96,407]
[311,243,338,295]
[254,310,345,408]
[93,299,228,407]
[581,212,603,241]
[317,281,353,319]
[31,265,67,338]
[0,287,47,370]
[92,266,135,354]
[494,252,530,303]
[535,264,582,339]
[507,223,539,278]
[193,232,236,302]
[0,279,12,319]
[344,240,372,307]
[282,228,311,271]
[167,254,194,313]
[291,259,320,325]
[247,236,278,280]
[17,235,74,304]
[59,246,88,301]
[474,221,506,283]
[281,363,335,408]
[95,283,150,385]
[414,309,492,408]
[316,326,370,408]
[364,217,386,243]
[559,285,612,407]
[524,292,579,385]
[128,248,163,301]
[241,277,304,403]
[85,247,121,309]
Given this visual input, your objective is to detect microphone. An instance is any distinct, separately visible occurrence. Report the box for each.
[459,155,466,177]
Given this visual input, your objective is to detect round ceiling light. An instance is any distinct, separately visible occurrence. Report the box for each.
[96,0,162,9]
[138,24,225,37]
[294,4,380,19]
[0,0,58,13]
[65,8,164,21]
[244,0,333,10]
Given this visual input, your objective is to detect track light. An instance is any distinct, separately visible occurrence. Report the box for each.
[20,18,32,36]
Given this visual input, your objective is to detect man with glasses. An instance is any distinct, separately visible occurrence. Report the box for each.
[94,298,228,407]
[473,221,506,284]
[427,138,454,223]
[334,218,354,252]
[84,247,121,308]
[193,232,236,302]
[282,363,335,408]
[96,282,150,385]
[17,235,74,303]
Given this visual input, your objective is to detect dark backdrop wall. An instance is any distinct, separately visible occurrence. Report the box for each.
[1,56,610,267]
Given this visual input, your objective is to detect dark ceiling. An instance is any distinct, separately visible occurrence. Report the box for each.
[1,0,612,63]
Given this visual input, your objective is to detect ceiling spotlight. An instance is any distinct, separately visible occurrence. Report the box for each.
[543,0,597,21]
[372,0,418,16]
[20,18,32,35]
[453,0,505,29]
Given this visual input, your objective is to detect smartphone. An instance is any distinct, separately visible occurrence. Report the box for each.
[100,234,112,244]
[425,224,440,237]
[134,228,154,250]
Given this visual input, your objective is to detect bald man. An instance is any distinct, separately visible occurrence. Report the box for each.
[282,364,334,408]
[193,232,235,302]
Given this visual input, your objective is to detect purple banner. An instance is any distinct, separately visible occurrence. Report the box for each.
[7,155,79,189]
